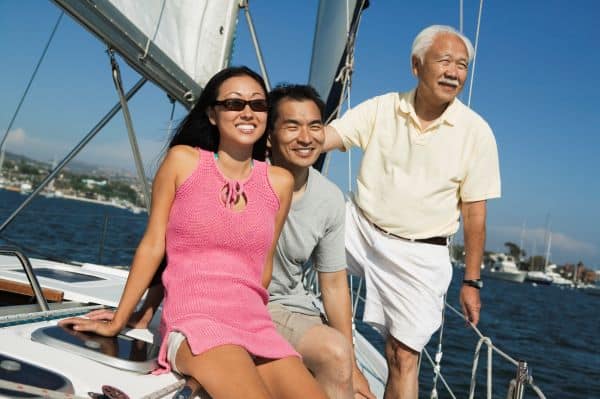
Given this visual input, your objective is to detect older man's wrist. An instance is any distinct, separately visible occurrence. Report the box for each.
[462,278,483,289]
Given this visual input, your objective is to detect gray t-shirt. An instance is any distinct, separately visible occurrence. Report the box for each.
[268,167,346,316]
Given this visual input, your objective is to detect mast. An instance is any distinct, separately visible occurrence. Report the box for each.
[531,239,537,270]
[544,233,552,272]
[519,221,526,262]
[542,213,551,271]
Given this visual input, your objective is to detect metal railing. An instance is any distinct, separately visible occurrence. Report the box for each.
[303,268,547,399]
[0,246,49,311]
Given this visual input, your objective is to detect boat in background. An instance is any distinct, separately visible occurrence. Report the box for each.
[545,264,575,287]
[482,253,527,283]
[525,271,553,285]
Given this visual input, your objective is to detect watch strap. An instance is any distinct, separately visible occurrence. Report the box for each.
[462,278,483,289]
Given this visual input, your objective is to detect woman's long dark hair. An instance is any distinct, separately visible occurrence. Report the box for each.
[168,66,269,161]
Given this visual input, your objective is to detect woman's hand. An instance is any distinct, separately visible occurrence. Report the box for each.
[58,316,122,337]
[85,308,153,329]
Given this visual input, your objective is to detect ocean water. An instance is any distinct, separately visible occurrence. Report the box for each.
[1,189,598,398]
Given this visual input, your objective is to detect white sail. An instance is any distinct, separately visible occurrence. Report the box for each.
[53,0,240,105]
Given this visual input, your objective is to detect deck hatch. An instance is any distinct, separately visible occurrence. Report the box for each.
[31,325,157,373]
[11,267,105,283]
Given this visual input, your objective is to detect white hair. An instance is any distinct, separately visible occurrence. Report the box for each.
[411,25,475,64]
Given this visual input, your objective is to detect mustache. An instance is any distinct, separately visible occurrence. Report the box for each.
[438,77,460,87]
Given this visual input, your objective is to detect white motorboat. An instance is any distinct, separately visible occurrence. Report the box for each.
[525,271,553,285]
[482,253,527,283]
[546,271,575,287]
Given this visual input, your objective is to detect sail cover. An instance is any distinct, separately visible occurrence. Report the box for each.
[52,0,240,106]
[309,0,368,170]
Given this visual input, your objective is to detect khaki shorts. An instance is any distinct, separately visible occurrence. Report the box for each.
[267,302,324,348]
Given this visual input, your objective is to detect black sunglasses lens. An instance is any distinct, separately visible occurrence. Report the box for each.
[217,99,268,112]
[249,100,268,112]
[222,99,246,111]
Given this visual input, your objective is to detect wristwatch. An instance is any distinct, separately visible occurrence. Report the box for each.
[462,279,483,289]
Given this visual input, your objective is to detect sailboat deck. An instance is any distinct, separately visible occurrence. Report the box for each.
[0,254,128,307]
[2,321,179,398]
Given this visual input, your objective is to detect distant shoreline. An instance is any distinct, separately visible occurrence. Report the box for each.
[0,187,144,214]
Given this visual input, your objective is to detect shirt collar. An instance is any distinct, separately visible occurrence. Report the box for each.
[397,88,462,127]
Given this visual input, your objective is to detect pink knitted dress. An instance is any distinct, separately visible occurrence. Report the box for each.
[155,148,299,373]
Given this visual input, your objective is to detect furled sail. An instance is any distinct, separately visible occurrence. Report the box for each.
[52,0,240,106]
[308,0,369,170]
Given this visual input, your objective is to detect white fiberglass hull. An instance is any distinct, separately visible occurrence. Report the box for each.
[482,269,526,283]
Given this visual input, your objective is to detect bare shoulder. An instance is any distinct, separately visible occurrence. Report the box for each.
[164,145,199,164]
[159,145,200,187]
[267,165,293,196]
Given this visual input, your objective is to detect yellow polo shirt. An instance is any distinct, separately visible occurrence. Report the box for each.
[330,90,501,238]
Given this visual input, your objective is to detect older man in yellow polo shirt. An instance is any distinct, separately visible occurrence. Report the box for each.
[324,25,501,398]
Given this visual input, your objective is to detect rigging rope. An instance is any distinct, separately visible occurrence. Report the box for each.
[459,0,464,33]
[322,0,368,178]
[422,348,458,399]
[429,293,448,398]
[0,11,64,176]
[467,0,484,107]
[139,0,167,61]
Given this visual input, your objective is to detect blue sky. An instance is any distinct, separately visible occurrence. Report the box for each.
[1,1,599,268]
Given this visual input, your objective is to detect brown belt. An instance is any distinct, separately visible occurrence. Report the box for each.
[372,223,448,246]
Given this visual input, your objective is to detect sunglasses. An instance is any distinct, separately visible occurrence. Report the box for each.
[213,99,269,112]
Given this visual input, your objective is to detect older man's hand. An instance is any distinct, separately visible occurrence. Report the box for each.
[460,285,481,326]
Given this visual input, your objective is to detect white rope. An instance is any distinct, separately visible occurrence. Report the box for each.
[444,303,519,366]
[350,284,547,398]
[139,0,167,61]
[322,0,367,181]
[422,348,457,399]
[467,0,484,107]
[429,294,447,398]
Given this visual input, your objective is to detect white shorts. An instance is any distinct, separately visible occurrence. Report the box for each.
[166,331,187,375]
[345,200,452,352]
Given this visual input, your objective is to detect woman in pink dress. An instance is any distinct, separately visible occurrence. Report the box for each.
[60,66,327,399]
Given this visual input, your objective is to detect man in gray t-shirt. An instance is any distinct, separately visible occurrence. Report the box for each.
[268,166,345,314]
[267,85,373,399]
